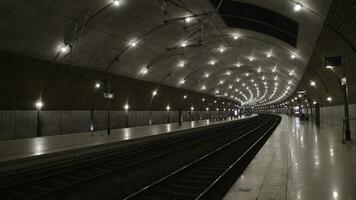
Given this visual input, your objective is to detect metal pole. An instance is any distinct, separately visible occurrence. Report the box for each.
[178,109,182,125]
[125,110,129,128]
[342,83,351,140]
[315,103,320,126]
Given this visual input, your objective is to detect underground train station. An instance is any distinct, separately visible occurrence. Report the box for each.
[0,0,355,199]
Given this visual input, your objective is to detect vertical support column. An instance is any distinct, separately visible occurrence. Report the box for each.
[36,110,41,137]
[315,103,320,126]
[342,83,351,140]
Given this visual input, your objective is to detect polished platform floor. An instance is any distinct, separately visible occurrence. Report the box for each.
[224,115,356,200]
[0,116,253,173]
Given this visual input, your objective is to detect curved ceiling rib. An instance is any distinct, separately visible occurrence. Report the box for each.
[0,0,333,109]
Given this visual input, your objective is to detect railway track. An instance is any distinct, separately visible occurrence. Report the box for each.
[0,116,266,199]
[123,115,281,200]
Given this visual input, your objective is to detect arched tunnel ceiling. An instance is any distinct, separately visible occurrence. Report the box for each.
[0,0,334,107]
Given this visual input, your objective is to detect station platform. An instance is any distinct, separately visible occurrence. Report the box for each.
[0,115,254,174]
[224,114,356,200]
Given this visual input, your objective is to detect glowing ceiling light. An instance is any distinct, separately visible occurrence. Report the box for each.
[249,57,254,61]
[327,96,332,102]
[262,76,265,80]
[181,42,187,47]
[152,90,158,96]
[272,66,277,72]
[267,53,272,58]
[245,73,249,77]
[236,78,240,82]
[219,80,224,84]
[294,2,303,11]
[219,47,225,53]
[215,89,220,94]
[179,79,185,85]
[229,85,233,89]
[326,65,334,69]
[202,98,205,102]
[130,41,137,47]
[257,67,261,73]
[141,67,149,75]
[178,61,185,68]
[201,85,206,90]
[190,106,194,111]
[225,71,231,76]
[310,81,316,86]
[274,76,278,81]
[185,17,192,23]
[60,44,70,53]
[291,54,296,59]
[166,105,170,111]
[204,73,210,78]
[236,63,241,68]
[288,80,292,84]
[113,0,120,6]
[313,101,317,105]
[206,107,209,111]
[209,60,216,65]
[184,95,187,99]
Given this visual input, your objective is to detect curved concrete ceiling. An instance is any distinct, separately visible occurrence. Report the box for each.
[0,0,334,106]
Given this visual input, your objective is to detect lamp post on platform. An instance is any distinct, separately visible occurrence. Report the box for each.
[325,56,351,141]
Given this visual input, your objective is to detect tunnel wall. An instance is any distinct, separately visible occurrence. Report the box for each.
[0,110,231,140]
[319,104,356,133]
[302,104,356,133]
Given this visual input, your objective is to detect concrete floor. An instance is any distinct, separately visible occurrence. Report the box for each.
[224,114,356,200]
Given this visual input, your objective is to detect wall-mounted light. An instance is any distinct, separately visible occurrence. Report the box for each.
[95,82,101,89]
[327,96,332,102]
[152,90,157,96]
[124,104,129,111]
[190,106,194,111]
[35,100,44,110]
[166,105,170,111]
